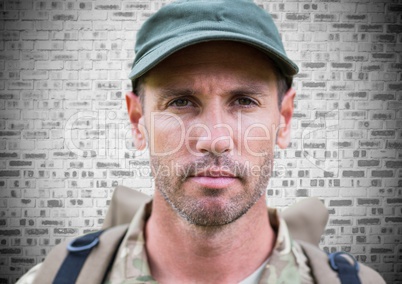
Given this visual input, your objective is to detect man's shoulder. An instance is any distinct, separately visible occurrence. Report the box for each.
[296,240,385,284]
[17,224,129,284]
[279,198,385,283]
[15,263,42,284]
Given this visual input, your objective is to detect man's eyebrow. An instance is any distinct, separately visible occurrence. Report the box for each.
[229,86,270,97]
[155,85,270,100]
[155,88,195,100]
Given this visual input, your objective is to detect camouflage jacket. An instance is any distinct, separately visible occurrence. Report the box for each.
[17,200,314,284]
[103,201,314,284]
[17,195,385,284]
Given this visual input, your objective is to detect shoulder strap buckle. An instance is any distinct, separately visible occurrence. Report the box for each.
[67,234,100,252]
[329,251,359,272]
[328,251,361,284]
[53,230,105,284]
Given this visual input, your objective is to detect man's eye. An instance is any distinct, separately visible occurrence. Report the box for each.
[235,97,256,106]
[169,98,191,107]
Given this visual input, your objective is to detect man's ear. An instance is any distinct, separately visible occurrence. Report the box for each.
[126,91,147,150]
[276,87,296,149]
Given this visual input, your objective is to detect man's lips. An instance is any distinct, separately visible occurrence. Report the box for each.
[194,169,236,178]
[188,169,238,188]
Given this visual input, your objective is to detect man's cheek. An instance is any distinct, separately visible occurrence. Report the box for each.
[149,112,185,156]
[242,123,274,157]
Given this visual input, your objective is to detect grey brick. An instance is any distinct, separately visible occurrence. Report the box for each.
[349,13,368,20]
[372,53,396,60]
[314,14,337,21]
[388,83,402,90]
[111,12,136,20]
[344,55,367,61]
[329,200,353,206]
[11,257,35,264]
[295,189,308,197]
[0,152,19,158]
[388,63,402,71]
[370,247,393,254]
[330,219,352,225]
[110,171,135,177]
[0,131,20,137]
[302,82,326,88]
[357,160,380,167]
[41,220,64,226]
[371,170,394,178]
[96,162,120,168]
[334,141,353,148]
[358,218,381,225]
[385,161,402,168]
[54,228,77,234]
[124,3,150,10]
[9,161,32,167]
[386,141,402,149]
[331,62,353,68]
[302,142,326,149]
[23,153,47,159]
[342,170,365,177]
[357,198,380,205]
[286,13,310,21]
[0,171,20,177]
[385,217,402,223]
[370,130,395,137]
[0,248,21,254]
[332,23,355,29]
[25,229,48,235]
[388,4,402,11]
[387,25,402,33]
[47,200,63,208]
[52,151,78,158]
[94,4,120,10]
[386,198,402,204]
[356,236,366,243]
[0,229,21,236]
[51,12,77,21]
[358,24,383,32]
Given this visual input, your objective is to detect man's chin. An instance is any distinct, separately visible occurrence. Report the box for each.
[171,196,255,227]
[179,210,244,227]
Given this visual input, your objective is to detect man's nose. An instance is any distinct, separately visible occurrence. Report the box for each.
[194,108,234,155]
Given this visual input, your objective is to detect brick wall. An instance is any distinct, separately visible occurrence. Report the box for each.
[0,0,401,283]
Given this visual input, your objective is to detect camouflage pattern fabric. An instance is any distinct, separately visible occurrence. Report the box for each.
[104,201,312,284]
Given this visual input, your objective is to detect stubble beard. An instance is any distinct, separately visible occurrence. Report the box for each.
[151,153,273,227]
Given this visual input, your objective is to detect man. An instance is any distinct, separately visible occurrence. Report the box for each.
[18,0,385,283]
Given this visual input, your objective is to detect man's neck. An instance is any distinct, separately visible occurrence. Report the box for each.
[145,192,276,283]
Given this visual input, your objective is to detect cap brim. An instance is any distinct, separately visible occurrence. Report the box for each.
[129,30,299,81]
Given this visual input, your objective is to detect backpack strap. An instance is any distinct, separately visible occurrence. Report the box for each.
[53,229,106,284]
[328,251,360,284]
[33,224,128,284]
[297,240,348,284]
[297,241,385,284]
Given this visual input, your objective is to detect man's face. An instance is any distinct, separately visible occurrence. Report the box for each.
[135,41,292,226]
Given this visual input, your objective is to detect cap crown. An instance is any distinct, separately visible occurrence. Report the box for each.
[130,0,298,84]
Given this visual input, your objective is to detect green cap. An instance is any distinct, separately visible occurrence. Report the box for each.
[129,0,299,86]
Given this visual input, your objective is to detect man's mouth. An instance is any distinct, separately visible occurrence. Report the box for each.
[188,169,238,189]
[194,169,236,178]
